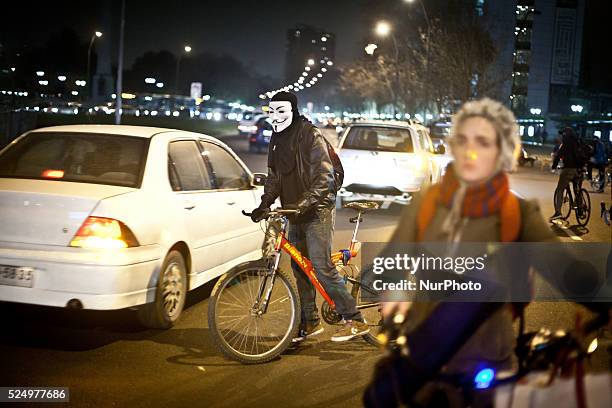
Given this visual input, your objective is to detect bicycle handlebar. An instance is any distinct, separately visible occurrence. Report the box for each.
[242,209,299,218]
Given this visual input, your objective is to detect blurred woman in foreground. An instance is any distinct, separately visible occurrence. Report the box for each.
[365,98,559,406]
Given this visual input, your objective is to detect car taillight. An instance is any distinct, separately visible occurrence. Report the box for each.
[42,169,65,179]
[70,216,139,248]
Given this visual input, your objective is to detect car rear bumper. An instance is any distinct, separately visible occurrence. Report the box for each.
[339,180,423,204]
[338,187,413,205]
[0,241,161,310]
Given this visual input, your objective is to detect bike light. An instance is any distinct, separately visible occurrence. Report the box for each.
[70,217,139,249]
[587,338,598,354]
[474,368,495,389]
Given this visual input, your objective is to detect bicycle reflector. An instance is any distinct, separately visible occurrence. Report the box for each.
[474,368,495,389]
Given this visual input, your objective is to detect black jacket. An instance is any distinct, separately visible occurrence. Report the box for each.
[260,117,336,213]
[552,131,578,169]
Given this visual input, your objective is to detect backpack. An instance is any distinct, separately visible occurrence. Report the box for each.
[576,140,593,167]
[295,121,345,192]
[322,136,344,192]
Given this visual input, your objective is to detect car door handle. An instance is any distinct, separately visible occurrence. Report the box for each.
[184,205,196,210]
[226,201,236,206]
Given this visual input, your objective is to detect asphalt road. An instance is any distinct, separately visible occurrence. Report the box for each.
[0,130,609,408]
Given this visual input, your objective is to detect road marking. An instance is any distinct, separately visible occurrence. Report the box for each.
[552,220,583,241]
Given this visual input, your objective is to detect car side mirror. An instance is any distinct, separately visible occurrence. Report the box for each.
[252,173,267,186]
[435,144,446,155]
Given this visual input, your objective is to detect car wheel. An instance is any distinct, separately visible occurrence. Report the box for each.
[137,250,187,329]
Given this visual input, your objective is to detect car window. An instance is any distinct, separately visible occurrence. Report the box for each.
[0,132,148,187]
[417,129,434,153]
[342,127,414,153]
[168,140,212,191]
[200,141,250,190]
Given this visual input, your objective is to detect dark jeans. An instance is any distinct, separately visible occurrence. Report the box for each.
[288,207,362,324]
[554,168,577,213]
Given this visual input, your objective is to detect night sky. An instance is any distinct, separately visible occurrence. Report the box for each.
[3,0,365,79]
[2,0,610,89]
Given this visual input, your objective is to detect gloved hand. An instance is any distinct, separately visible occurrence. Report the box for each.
[250,206,270,223]
[294,199,313,217]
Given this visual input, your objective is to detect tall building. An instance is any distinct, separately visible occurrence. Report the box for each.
[484,0,587,138]
[285,25,335,85]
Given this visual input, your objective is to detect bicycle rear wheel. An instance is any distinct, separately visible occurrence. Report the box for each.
[347,268,383,347]
[575,188,591,226]
[208,263,300,364]
[560,188,572,220]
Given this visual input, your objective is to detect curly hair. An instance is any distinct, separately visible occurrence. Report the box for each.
[449,98,521,172]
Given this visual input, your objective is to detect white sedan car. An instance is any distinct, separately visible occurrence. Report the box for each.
[0,125,266,328]
[337,121,447,206]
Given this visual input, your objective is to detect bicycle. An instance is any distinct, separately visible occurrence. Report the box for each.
[365,307,610,408]
[208,201,383,364]
[589,159,611,192]
[558,168,591,227]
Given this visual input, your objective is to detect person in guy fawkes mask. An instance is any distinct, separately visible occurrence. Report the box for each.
[249,91,369,342]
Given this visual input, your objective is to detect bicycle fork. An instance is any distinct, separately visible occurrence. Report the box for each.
[251,218,289,316]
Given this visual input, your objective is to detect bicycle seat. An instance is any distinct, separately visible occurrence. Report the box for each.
[343,201,380,212]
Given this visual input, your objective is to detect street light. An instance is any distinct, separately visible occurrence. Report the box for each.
[175,44,192,95]
[365,43,378,55]
[374,20,400,116]
[375,21,392,37]
[87,31,102,100]
[571,104,583,113]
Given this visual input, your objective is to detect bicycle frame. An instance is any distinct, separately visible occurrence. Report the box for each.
[254,210,368,315]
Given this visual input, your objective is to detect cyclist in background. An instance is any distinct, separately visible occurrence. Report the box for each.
[588,137,607,193]
[550,127,579,221]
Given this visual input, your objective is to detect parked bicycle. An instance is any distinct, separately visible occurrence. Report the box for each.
[208,201,383,364]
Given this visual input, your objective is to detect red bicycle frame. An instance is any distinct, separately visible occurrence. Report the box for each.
[275,234,336,309]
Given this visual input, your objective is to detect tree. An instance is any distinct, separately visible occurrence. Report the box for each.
[341,0,500,116]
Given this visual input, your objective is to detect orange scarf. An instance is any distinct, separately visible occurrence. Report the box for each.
[417,167,521,242]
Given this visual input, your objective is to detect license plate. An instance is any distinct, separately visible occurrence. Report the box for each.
[0,265,34,288]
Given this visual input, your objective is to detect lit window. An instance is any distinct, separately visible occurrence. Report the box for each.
[527,126,534,137]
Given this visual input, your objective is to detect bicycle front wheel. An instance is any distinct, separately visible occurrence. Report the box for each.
[208,264,300,364]
[560,188,572,220]
[575,188,591,226]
